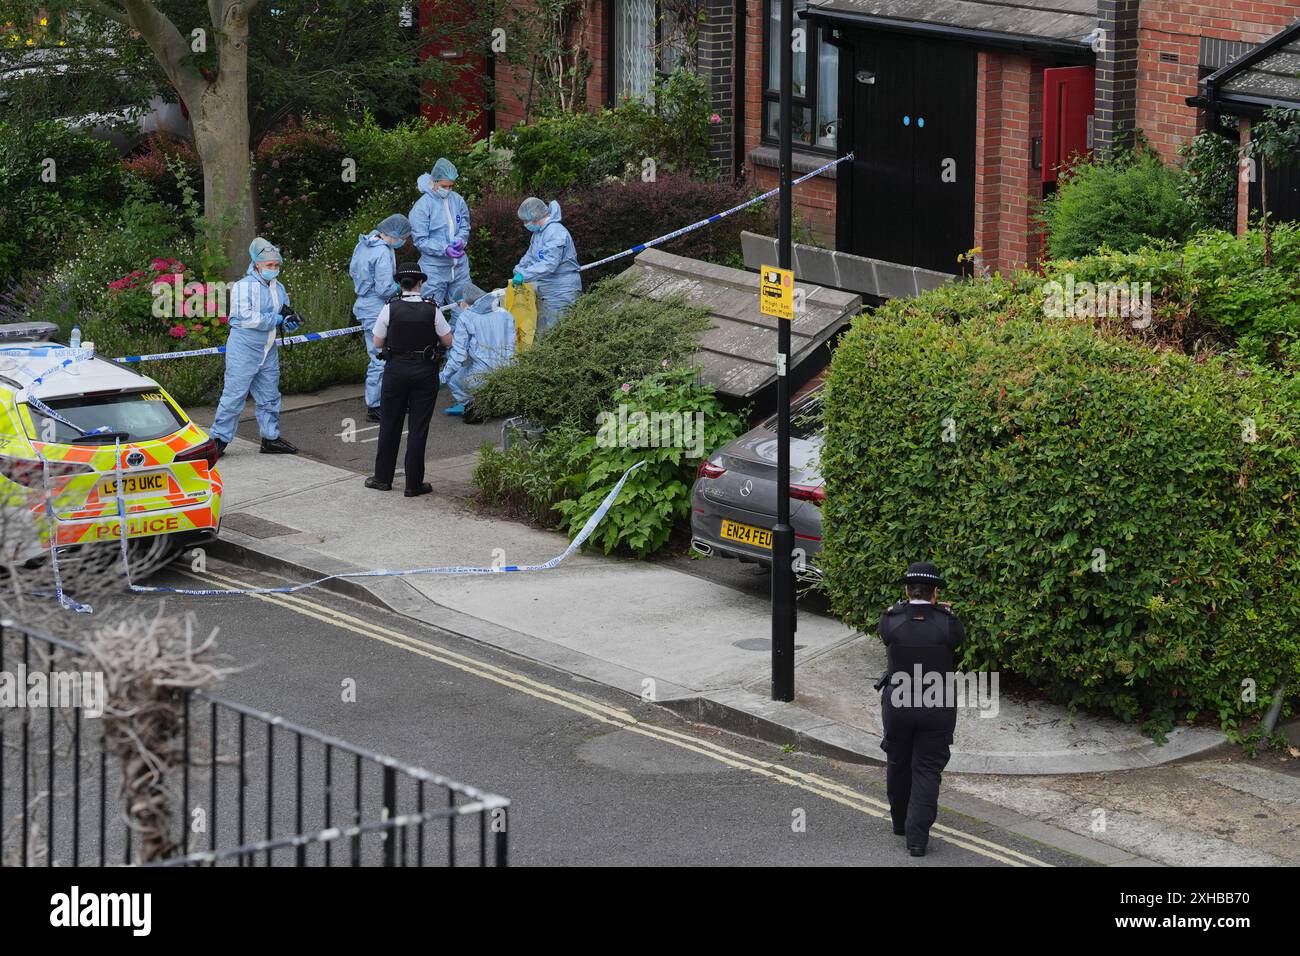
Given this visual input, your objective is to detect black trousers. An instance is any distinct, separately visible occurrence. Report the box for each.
[373,356,439,490]
[882,700,955,849]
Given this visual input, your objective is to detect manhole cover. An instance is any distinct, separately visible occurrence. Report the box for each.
[222,513,299,539]
[732,638,806,651]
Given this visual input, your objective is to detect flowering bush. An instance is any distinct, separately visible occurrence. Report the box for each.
[104,257,228,347]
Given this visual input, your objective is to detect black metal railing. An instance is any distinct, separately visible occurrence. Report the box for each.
[0,620,509,866]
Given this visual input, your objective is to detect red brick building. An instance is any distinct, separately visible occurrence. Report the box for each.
[461,1,1300,277]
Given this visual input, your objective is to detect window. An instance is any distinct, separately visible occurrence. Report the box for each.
[611,0,697,105]
[762,0,839,151]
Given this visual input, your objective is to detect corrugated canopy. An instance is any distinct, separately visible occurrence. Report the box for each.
[805,0,1098,45]
[1216,23,1300,110]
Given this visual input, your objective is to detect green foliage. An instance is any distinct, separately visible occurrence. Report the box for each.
[613,68,717,180]
[502,109,636,193]
[1042,222,1300,369]
[1042,151,1195,259]
[0,120,126,288]
[473,426,589,528]
[819,306,1300,736]
[501,68,717,193]
[334,114,490,204]
[1178,130,1240,234]
[473,279,713,429]
[555,368,743,557]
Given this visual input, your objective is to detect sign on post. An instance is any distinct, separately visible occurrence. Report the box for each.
[759,265,795,320]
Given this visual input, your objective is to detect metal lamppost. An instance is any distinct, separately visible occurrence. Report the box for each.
[771,0,796,702]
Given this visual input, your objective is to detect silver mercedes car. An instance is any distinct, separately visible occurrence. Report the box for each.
[689,386,824,580]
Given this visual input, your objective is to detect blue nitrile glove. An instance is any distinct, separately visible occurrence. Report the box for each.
[444,243,464,259]
[511,272,524,287]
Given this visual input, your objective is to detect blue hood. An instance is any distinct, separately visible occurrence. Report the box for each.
[417,172,440,197]
[545,200,562,223]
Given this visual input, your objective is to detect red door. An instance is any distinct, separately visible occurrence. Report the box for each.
[419,0,491,139]
[1042,66,1095,184]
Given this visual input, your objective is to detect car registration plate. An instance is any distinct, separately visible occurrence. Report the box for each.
[99,472,168,498]
[720,519,772,550]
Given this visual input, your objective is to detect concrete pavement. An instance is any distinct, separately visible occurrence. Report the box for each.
[199,387,1229,776]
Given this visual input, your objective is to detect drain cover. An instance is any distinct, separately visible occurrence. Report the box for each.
[222,513,299,539]
[732,638,806,651]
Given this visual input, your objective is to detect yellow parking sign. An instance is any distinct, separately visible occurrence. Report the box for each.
[759,265,794,320]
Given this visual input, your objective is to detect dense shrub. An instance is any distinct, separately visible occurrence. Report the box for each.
[0,121,126,288]
[256,121,350,256]
[1041,223,1300,368]
[1178,130,1240,234]
[473,425,589,528]
[469,174,773,290]
[1041,151,1196,259]
[501,69,716,195]
[473,278,712,429]
[121,133,202,210]
[555,368,744,556]
[819,306,1300,736]
[335,114,489,203]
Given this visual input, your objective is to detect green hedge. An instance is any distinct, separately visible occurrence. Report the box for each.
[1041,223,1300,368]
[1041,151,1195,259]
[473,278,713,430]
[819,307,1300,737]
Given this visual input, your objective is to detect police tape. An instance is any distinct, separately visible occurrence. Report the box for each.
[577,152,854,273]
[115,324,365,364]
[115,458,647,600]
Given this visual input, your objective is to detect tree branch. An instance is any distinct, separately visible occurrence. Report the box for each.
[80,0,131,28]
[118,0,206,107]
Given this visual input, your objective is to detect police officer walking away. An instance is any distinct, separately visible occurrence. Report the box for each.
[876,562,965,857]
[365,262,451,497]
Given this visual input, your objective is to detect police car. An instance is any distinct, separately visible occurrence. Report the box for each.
[0,322,221,570]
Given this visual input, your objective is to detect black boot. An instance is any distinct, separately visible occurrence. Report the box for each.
[404,482,433,498]
[214,439,228,459]
[908,845,926,857]
[260,436,298,454]
[366,406,381,424]
[364,477,392,491]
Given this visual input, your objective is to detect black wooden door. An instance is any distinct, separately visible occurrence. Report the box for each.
[843,31,976,274]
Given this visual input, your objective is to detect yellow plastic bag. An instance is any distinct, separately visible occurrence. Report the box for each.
[505,282,537,353]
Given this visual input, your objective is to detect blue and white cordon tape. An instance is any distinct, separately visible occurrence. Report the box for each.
[578,152,853,273]
[117,459,647,600]
[115,324,365,364]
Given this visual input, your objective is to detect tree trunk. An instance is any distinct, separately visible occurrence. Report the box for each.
[193,5,257,280]
[118,1,258,281]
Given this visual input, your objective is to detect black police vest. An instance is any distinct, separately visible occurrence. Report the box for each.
[880,603,963,702]
[386,298,440,353]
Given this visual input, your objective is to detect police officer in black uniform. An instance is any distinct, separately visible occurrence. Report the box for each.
[875,561,965,857]
[365,262,452,497]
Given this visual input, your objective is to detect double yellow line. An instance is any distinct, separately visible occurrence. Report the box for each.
[184,568,1053,867]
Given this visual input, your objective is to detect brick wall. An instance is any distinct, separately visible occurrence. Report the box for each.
[1136,0,1298,162]
[493,0,608,132]
[1095,0,1140,157]
[974,51,1038,276]
[740,0,837,243]
[700,0,738,179]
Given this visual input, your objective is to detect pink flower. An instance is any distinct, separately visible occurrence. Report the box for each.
[149,258,169,270]
[661,359,669,368]
[621,382,632,393]
[218,316,229,324]
[169,325,187,338]
[710,113,722,124]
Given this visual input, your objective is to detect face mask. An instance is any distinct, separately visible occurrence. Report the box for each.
[259,266,280,280]
[434,186,451,198]
[525,222,542,233]
[387,237,405,248]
